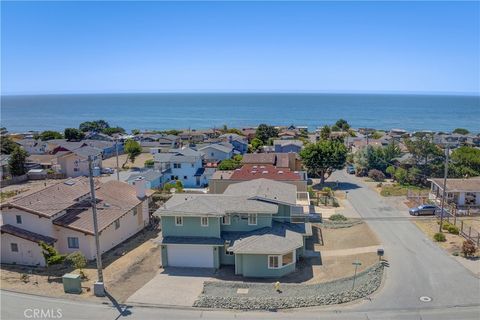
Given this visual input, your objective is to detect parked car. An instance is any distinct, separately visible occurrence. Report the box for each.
[101,167,114,174]
[409,204,438,216]
[346,165,355,174]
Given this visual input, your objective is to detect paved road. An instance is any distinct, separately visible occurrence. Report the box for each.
[2,290,480,320]
[330,170,480,312]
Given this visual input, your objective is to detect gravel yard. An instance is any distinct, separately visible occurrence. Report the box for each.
[194,262,384,310]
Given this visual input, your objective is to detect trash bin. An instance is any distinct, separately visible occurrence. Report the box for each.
[62,273,82,294]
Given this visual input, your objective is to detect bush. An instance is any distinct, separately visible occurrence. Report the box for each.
[433,232,446,242]
[368,169,385,182]
[441,221,452,231]
[144,159,154,167]
[447,225,459,235]
[329,214,347,222]
[462,240,476,257]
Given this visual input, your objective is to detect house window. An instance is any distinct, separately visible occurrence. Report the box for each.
[282,251,294,266]
[67,237,79,249]
[74,168,79,172]
[191,163,194,167]
[16,215,22,224]
[10,243,18,252]
[114,219,120,230]
[268,255,279,269]
[171,175,175,180]
[222,215,231,225]
[201,217,209,227]
[211,152,214,157]
[133,208,137,216]
[175,216,183,226]
[225,245,234,256]
[174,163,182,169]
[248,214,257,225]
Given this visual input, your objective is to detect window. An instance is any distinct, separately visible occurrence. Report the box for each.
[191,163,194,168]
[222,215,231,225]
[114,219,120,230]
[10,243,18,252]
[201,217,209,227]
[171,175,175,180]
[175,216,183,226]
[74,168,79,172]
[174,163,182,169]
[183,176,188,180]
[16,215,22,224]
[248,214,257,225]
[268,255,279,269]
[67,237,79,249]
[211,152,215,157]
[225,245,234,255]
[282,252,294,266]
[133,208,137,216]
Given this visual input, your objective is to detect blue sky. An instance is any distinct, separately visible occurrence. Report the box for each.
[1,1,479,94]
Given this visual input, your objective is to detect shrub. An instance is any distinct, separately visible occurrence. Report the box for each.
[433,232,446,242]
[322,187,333,197]
[447,225,459,235]
[65,251,87,270]
[368,169,385,182]
[144,159,154,167]
[441,221,452,231]
[329,214,347,222]
[462,240,476,257]
[376,182,383,188]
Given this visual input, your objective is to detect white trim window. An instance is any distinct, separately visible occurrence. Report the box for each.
[67,237,79,249]
[114,219,120,230]
[10,243,19,252]
[222,215,231,225]
[248,213,257,225]
[16,215,22,224]
[175,216,183,226]
[201,217,209,227]
[268,255,279,269]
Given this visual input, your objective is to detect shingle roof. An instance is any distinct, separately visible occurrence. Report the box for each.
[223,178,298,205]
[429,178,480,193]
[273,139,303,147]
[198,143,233,154]
[155,194,278,217]
[224,222,307,254]
[71,146,103,159]
[1,224,56,245]
[160,236,224,246]
[242,153,276,165]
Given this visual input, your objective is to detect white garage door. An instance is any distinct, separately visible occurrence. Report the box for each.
[167,245,214,268]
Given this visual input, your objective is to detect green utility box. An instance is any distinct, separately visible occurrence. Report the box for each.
[62,273,82,294]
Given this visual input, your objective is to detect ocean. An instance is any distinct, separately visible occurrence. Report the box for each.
[1,93,479,133]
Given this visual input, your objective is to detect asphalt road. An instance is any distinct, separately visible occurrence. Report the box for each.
[330,170,480,312]
[1,170,479,319]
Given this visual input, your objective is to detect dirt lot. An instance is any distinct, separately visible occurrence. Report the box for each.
[320,222,381,251]
[0,229,160,302]
[103,153,153,169]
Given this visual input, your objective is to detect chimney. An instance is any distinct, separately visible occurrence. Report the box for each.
[133,177,146,199]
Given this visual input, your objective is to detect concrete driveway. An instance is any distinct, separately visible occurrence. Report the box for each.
[126,268,215,307]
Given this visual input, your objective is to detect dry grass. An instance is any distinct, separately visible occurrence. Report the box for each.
[102,153,153,169]
[319,223,381,251]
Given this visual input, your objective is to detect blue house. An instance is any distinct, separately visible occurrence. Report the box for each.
[154,147,207,188]
[219,134,248,155]
[85,140,124,159]
[197,142,234,162]
[273,139,303,153]
[154,179,312,278]
[127,169,166,190]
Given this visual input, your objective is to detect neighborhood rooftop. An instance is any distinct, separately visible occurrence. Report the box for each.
[428,178,480,193]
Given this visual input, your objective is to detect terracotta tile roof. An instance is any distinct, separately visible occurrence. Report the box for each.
[229,164,301,181]
[1,224,56,245]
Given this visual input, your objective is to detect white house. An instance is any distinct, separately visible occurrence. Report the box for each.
[55,147,103,177]
[197,143,234,162]
[428,178,480,208]
[154,147,207,187]
[0,177,152,266]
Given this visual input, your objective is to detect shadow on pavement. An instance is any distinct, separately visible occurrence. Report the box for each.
[105,290,132,319]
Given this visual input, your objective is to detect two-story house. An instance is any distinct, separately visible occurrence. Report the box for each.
[154,147,207,187]
[154,179,312,278]
[219,134,248,155]
[197,142,234,162]
[1,177,152,266]
[273,140,303,153]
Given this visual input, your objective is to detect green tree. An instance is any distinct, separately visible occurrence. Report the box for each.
[386,165,396,178]
[123,139,142,167]
[0,136,18,154]
[39,241,65,272]
[65,251,87,279]
[394,167,408,184]
[144,159,155,167]
[38,130,63,141]
[255,124,278,144]
[450,146,480,178]
[102,126,125,136]
[250,138,263,152]
[131,129,141,135]
[300,140,347,185]
[218,158,242,170]
[452,128,470,135]
[64,128,85,141]
[79,120,110,132]
[8,147,28,176]
[335,119,350,131]
[319,125,331,140]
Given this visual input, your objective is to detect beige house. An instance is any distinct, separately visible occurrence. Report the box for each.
[428,178,480,208]
[0,177,152,266]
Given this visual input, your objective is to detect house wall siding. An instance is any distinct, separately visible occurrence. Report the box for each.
[162,216,221,238]
[1,208,56,237]
[239,254,296,278]
[220,213,272,232]
[0,234,46,266]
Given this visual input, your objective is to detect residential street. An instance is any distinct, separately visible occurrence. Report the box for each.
[330,170,480,312]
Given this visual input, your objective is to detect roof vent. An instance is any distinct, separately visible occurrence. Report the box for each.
[260,165,265,169]
[103,202,110,208]
[253,165,258,169]
[278,171,284,174]
[251,170,257,174]
[64,180,76,186]
[262,170,268,174]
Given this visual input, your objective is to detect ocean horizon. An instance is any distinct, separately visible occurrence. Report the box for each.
[1,92,479,133]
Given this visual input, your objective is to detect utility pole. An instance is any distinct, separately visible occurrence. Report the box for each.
[438,146,449,233]
[88,156,105,297]
[115,139,120,181]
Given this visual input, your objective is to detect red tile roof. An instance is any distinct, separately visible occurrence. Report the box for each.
[230,164,301,181]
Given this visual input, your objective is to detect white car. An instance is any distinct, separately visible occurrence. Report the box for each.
[101,167,114,174]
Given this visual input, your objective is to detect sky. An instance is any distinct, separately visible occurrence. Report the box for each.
[1,1,479,95]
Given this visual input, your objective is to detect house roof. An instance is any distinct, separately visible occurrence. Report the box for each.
[1,224,56,245]
[70,146,103,159]
[223,178,298,205]
[428,178,480,193]
[242,153,276,165]
[155,194,278,217]
[154,147,202,163]
[127,170,163,183]
[159,236,224,246]
[224,222,308,254]
[27,153,67,165]
[198,143,233,154]
[53,180,151,235]
[48,140,87,151]
[226,164,302,182]
[273,139,303,147]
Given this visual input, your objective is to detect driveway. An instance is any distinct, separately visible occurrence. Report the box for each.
[126,268,215,307]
